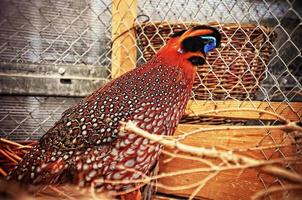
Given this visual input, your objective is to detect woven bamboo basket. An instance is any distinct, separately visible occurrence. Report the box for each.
[135,21,276,100]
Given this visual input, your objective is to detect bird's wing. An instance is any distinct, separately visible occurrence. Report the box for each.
[7,141,113,185]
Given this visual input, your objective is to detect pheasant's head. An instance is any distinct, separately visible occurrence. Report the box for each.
[158,25,221,65]
[156,25,221,82]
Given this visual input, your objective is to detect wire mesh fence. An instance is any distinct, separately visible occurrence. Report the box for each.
[0,0,112,66]
[0,0,301,199]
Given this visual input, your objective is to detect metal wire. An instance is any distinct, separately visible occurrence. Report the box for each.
[0,0,301,199]
[0,0,112,67]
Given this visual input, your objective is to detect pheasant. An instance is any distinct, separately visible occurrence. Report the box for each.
[7,25,221,199]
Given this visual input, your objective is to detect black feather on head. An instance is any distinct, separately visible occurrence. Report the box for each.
[191,25,221,47]
[181,25,221,53]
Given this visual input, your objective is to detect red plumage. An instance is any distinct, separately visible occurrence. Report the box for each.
[7,26,221,197]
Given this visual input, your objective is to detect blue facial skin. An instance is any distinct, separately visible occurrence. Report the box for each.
[200,36,217,53]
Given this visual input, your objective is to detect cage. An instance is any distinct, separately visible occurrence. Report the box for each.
[0,0,302,199]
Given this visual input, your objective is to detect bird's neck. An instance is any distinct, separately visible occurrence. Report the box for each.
[155,52,196,88]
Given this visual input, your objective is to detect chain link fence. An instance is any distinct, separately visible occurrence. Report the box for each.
[0,0,301,199]
[0,0,112,66]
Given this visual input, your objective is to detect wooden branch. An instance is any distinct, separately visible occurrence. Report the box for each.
[0,167,7,176]
[111,0,138,78]
[122,121,302,174]
[189,170,220,200]
[0,138,26,148]
[122,121,258,165]
[175,124,297,156]
[251,184,302,200]
[261,165,302,184]
[121,121,302,199]
[185,100,302,121]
